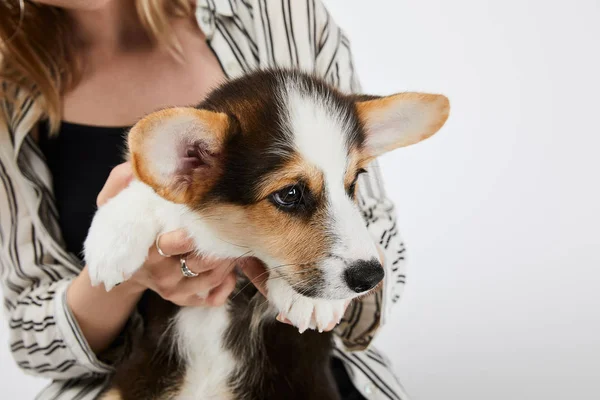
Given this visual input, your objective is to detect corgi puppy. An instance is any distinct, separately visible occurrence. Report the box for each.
[84,69,449,400]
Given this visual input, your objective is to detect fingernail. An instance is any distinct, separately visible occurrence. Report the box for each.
[276,313,284,323]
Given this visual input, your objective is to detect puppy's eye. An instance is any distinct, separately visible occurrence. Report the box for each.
[271,185,303,208]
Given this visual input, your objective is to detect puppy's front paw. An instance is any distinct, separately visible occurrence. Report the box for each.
[267,280,347,333]
[84,182,159,291]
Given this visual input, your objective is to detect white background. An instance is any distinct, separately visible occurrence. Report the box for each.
[2,0,600,399]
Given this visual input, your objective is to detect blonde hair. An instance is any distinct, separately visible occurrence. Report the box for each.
[0,0,194,134]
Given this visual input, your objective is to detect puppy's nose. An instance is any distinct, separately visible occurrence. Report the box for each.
[344,259,385,293]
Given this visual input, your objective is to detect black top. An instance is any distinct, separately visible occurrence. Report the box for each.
[38,121,130,259]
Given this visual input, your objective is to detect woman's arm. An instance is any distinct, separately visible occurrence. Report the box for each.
[0,128,114,379]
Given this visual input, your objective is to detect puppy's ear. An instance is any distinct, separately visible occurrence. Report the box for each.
[355,93,450,159]
[128,107,230,204]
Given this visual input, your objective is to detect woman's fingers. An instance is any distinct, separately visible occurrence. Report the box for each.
[177,271,235,307]
[96,162,133,207]
[204,272,237,307]
[184,256,235,275]
[152,229,195,260]
[176,266,233,296]
[239,258,269,297]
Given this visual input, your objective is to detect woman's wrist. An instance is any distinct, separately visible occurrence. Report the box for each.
[67,266,145,354]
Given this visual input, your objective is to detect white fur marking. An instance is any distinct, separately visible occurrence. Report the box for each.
[282,84,380,300]
[175,307,236,400]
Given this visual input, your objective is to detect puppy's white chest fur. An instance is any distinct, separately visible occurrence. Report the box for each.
[174,307,236,400]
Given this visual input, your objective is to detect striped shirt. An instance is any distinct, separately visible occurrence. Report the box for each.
[0,1,410,399]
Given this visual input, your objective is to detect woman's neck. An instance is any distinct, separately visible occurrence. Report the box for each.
[68,0,152,55]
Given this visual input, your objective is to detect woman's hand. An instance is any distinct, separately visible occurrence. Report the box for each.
[96,162,261,307]
[68,162,267,354]
[127,230,238,307]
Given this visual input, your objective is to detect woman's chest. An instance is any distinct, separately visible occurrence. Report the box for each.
[63,35,226,126]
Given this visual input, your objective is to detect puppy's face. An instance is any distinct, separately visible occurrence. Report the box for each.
[129,71,449,300]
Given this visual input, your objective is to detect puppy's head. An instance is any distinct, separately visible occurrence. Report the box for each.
[129,70,449,300]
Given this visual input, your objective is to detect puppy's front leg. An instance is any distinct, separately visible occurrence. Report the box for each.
[84,181,161,291]
[267,279,347,333]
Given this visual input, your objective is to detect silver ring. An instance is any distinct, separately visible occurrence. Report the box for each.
[155,235,171,257]
[180,257,199,278]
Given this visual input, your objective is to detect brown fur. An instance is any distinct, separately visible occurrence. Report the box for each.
[129,107,230,205]
[195,201,330,293]
[356,92,450,158]
[254,154,324,201]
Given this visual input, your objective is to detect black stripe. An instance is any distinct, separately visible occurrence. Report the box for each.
[16,292,55,306]
[11,322,56,331]
[18,359,77,374]
[24,133,45,161]
[360,290,382,335]
[42,343,68,356]
[4,298,16,310]
[340,37,357,91]
[316,9,330,57]
[13,96,34,131]
[32,225,62,282]
[308,0,316,57]
[282,0,299,66]
[351,353,402,400]
[1,82,13,123]
[16,298,44,307]
[259,0,276,64]
[365,352,387,368]
[281,0,295,64]
[366,348,386,363]
[392,256,405,267]
[72,378,101,400]
[19,140,56,204]
[228,0,259,57]
[287,0,299,64]
[384,226,398,249]
[343,296,364,339]
[11,338,64,352]
[10,315,54,324]
[238,0,254,19]
[42,377,83,400]
[333,350,400,400]
[363,167,376,197]
[0,158,32,290]
[215,19,250,71]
